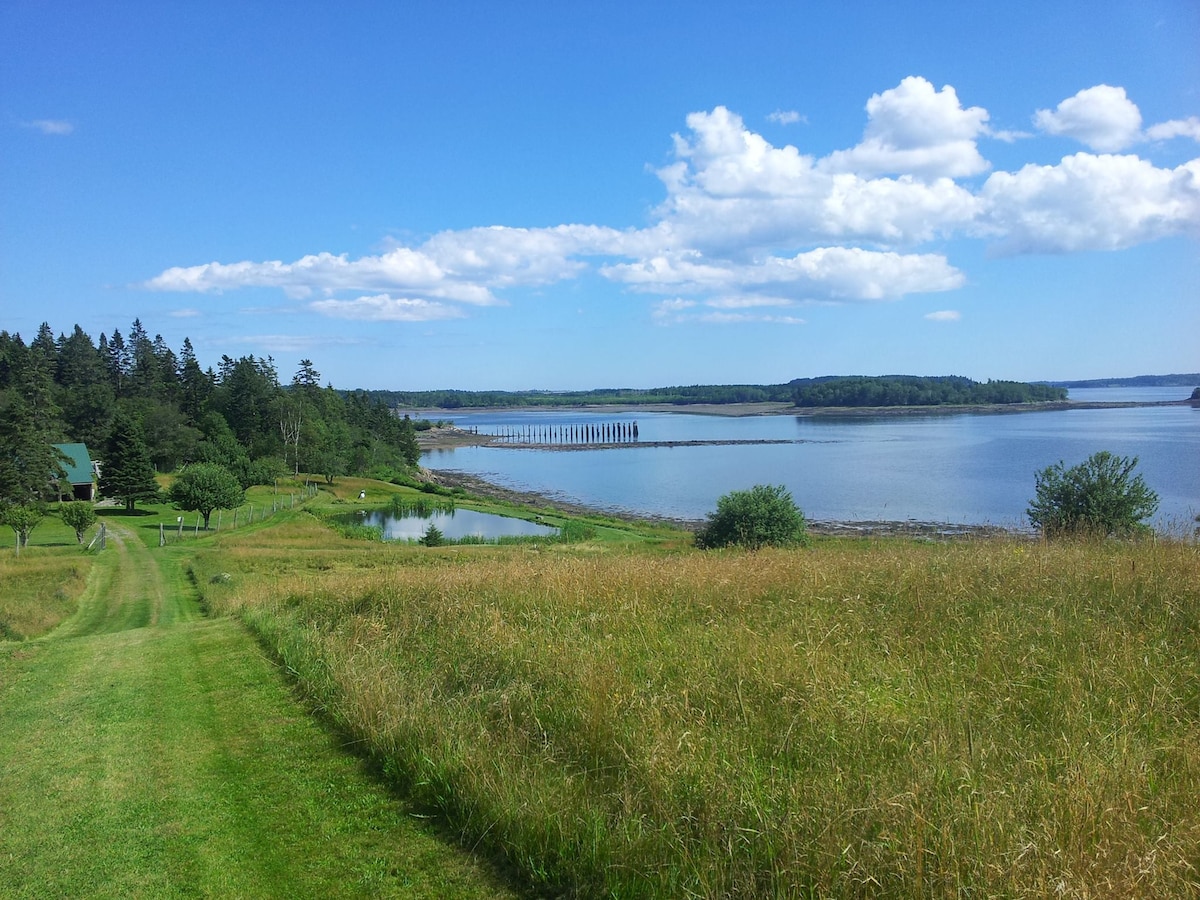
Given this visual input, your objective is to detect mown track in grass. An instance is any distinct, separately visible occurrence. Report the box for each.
[0,520,522,899]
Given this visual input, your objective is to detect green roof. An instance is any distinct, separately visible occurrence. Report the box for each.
[53,443,94,485]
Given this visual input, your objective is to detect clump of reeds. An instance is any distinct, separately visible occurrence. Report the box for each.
[197,533,1200,898]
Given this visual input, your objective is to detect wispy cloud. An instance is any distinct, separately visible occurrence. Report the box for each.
[924,309,961,322]
[309,294,466,322]
[1146,116,1200,143]
[23,119,74,135]
[223,333,368,353]
[651,297,805,326]
[767,109,806,125]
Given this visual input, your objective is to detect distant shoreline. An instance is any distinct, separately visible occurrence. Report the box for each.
[414,398,1196,451]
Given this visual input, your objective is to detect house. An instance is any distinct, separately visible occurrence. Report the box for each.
[53,443,96,501]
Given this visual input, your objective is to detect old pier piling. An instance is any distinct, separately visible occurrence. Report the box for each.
[489,420,639,446]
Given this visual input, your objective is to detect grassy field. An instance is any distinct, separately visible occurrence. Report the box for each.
[0,489,523,898]
[5,478,1199,897]
[188,493,1200,898]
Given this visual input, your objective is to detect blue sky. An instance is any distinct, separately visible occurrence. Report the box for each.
[3,1,1198,391]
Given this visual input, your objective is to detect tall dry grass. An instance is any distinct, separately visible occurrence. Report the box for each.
[0,551,91,641]
[197,527,1200,898]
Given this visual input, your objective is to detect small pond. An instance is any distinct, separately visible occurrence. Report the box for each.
[355,508,559,541]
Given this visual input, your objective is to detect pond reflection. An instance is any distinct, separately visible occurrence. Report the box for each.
[357,507,558,541]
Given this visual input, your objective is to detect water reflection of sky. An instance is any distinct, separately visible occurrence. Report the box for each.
[425,397,1200,528]
[360,508,557,541]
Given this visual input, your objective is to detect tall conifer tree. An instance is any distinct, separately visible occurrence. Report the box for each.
[99,411,160,511]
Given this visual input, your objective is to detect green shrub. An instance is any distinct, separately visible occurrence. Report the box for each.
[1027,450,1159,537]
[695,484,809,550]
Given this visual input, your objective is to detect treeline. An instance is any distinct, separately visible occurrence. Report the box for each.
[365,376,1063,411]
[365,384,797,410]
[0,320,420,506]
[791,375,1066,407]
[1049,373,1200,389]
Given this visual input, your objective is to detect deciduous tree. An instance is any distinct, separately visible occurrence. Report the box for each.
[168,462,244,529]
[60,500,97,544]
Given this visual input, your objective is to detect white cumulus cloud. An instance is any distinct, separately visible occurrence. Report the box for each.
[979,153,1200,253]
[143,76,1199,328]
[652,103,980,253]
[604,246,965,304]
[821,76,991,179]
[1034,85,1143,152]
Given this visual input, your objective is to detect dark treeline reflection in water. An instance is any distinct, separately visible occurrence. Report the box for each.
[421,388,1200,531]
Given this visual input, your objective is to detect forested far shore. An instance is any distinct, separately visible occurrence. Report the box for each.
[1046,373,1200,388]
[789,375,1066,407]
[364,374,1068,410]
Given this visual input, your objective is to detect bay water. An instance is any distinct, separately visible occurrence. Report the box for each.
[422,387,1200,531]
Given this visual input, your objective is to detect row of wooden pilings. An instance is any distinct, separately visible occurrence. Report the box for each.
[490,421,639,445]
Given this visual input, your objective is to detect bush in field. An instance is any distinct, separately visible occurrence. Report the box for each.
[695,484,809,550]
[60,501,97,544]
[1027,451,1159,537]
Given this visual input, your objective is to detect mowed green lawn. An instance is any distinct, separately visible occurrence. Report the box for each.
[0,519,521,899]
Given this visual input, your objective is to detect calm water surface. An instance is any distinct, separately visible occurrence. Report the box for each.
[358,508,558,541]
[422,387,1200,530]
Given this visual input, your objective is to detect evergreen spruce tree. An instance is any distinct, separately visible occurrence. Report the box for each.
[54,325,115,449]
[100,411,161,511]
[177,337,212,424]
[0,337,67,505]
[0,337,67,550]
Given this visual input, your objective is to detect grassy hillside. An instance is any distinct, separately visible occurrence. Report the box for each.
[189,497,1200,898]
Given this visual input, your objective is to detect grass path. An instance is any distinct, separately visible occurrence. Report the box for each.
[0,523,520,899]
